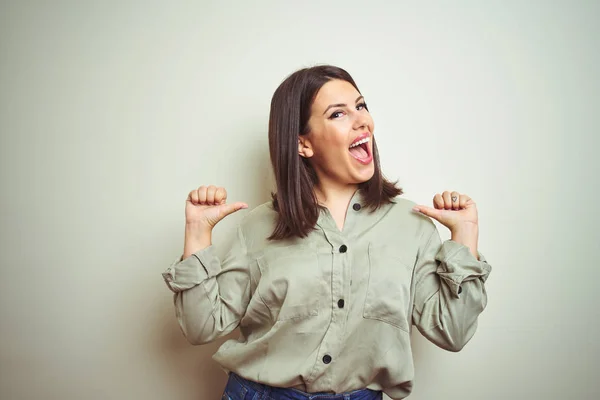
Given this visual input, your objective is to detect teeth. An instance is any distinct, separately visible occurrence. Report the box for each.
[349,137,370,148]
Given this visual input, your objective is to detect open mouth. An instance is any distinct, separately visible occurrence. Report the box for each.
[348,136,373,164]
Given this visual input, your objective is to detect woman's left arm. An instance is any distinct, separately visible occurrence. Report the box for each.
[411,191,492,351]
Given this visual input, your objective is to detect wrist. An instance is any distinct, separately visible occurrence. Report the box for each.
[183,223,213,259]
[451,222,479,236]
[450,223,479,258]
[185,221,212,237]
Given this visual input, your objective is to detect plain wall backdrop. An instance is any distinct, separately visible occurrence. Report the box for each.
[1,1,598,399]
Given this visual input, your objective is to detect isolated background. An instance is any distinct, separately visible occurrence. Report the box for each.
[1,1,598,399]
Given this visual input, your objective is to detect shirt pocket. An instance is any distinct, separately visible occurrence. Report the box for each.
[256,246,322,322]
[363,242,414,332]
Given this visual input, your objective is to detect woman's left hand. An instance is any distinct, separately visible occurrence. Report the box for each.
[412,191,480,258]
[412,191,478,231]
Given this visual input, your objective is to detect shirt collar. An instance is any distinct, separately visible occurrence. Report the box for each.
[316,189,365,235]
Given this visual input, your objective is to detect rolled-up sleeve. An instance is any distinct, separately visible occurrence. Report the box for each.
[162,225,251,345]
[412,225,491,352]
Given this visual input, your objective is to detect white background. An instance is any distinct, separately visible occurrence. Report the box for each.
[1,1,598,399]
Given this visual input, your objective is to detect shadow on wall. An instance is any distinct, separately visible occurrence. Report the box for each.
[410,327,438,374]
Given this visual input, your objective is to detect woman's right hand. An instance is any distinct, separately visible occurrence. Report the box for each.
[185,185,248,230]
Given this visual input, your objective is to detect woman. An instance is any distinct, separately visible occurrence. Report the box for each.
[162,65,491,400]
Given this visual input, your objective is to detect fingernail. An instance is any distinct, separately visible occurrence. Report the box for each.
[412,207,420,212]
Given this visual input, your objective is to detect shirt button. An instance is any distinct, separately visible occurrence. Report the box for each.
[339,245,347,253]
[352,203,361,211]
[458,286,463,294]
[338,299,345,308]
[322,354,332,364]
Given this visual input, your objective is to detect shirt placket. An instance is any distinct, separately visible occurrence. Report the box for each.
[308,205,357,388]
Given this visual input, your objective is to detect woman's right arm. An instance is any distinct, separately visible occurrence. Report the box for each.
[162,185,249,345]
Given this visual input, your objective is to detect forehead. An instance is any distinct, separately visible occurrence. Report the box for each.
[312,79,360,111]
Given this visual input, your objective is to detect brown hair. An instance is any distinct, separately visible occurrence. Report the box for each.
[268,65,402,240]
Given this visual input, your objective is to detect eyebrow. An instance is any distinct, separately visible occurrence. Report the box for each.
[322,95,365,115]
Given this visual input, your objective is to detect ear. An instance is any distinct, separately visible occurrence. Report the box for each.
[298,135,314,158]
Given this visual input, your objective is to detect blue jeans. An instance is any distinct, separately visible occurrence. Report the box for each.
[222,372,383,400]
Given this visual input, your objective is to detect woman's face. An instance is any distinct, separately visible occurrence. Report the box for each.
[300,79,375,186]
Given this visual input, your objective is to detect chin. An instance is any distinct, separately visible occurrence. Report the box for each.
[351,166,376,184]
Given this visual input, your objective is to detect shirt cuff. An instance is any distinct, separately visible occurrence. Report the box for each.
[435,240,492,297]
[161,245,222,293]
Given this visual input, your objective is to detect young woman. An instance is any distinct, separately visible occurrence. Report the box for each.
[162,65,491,400]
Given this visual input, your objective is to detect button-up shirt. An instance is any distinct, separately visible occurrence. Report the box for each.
[162,192,491,399]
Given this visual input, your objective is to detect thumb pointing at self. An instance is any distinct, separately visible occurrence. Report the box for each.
[219,201,249,218]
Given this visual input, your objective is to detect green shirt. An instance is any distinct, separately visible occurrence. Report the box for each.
[162,192,491,399]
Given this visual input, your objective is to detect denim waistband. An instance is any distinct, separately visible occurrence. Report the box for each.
[225,372,382,400]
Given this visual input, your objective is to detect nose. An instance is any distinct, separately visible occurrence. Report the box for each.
[353,115,369,130]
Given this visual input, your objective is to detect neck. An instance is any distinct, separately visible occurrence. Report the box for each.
[314,176,359,212]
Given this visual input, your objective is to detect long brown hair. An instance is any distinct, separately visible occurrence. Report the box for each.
[268,65,402,240]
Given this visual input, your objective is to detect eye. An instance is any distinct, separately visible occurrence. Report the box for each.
[329,110,345,119]
[356,102,369,111]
